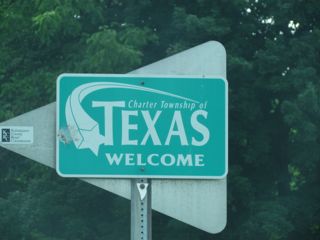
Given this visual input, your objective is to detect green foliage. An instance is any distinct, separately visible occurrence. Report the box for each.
[81,25,157,73]
[0,0,320,239]
[240,201,293,240]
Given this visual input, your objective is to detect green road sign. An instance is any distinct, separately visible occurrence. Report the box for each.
[56,74,228,179]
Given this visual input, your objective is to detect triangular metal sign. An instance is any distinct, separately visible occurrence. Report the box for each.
[0,41,227,233]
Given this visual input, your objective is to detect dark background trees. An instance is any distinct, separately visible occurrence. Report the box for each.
[0,0,319,239]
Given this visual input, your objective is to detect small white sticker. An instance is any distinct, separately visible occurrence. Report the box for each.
[0,126,33,144]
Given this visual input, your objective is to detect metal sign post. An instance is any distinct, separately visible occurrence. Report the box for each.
[131,179,152,240]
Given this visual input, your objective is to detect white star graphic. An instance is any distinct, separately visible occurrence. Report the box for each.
[78,124,104,156]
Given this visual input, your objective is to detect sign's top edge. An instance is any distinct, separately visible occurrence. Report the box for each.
[165,40,226,61]
[57,73,228,83]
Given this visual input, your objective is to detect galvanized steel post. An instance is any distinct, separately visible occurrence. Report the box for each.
[131,179,152,240]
